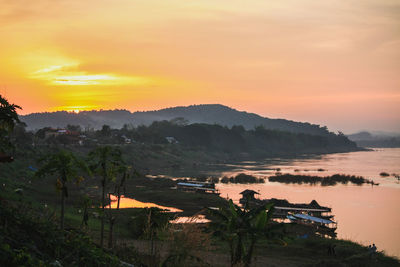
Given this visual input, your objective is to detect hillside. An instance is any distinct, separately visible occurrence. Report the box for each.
[21,104,331,136]
[347,131,400,148]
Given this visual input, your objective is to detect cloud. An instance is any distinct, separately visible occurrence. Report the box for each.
[1,0,399,132]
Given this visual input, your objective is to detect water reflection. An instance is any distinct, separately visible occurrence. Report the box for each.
[107,195,182,212]
[216,148,400,258]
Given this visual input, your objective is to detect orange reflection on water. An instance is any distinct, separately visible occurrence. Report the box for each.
[216,148,400,258]
[107,195,182,212]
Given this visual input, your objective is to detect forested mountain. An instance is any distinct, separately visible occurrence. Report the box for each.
[21,104,332,135]
[124,121,359,155]
[131,104,332,135]
[21,109,132,130]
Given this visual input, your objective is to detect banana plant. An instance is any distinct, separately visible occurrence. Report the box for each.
[207,199,274,267]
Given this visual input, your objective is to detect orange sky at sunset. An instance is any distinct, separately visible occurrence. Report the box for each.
[0,0,399,133]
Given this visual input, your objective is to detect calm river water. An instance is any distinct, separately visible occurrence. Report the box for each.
[216,148,400,258]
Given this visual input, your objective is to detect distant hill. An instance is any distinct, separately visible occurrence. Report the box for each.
[347,131,400,148]
[21,104,331,135]
[347,131,373,141]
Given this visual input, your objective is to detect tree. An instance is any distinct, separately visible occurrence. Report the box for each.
[170,117,189,126]
[35,150,90,230]
[131,207,173,263]
[0,95,21,132]
[66,124,81,132]
[0,95,21,153]
[88,146,124,248]
[107,164,138,248]
[100,125,112,137]
[80,194,92,229]
[207,200,274,267]
[12,122,33,148]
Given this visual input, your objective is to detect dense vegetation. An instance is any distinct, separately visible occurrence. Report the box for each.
[6,117,361,180]
[220,173,265,184]
[23,120,358,156]
[268,173,378,186]
[125,120,358,155]
[0,199,121,266]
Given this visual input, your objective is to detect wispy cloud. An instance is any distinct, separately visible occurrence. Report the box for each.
[1,0,399,132]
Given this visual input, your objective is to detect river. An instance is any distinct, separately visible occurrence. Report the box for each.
[215,148,400,258]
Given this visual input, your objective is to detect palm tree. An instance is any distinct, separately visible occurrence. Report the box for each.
[0,95,21,154]
[88,146,124,248]
[207,200,274,267]
[107,164,137,248]
[0,94,21,132]
[35,150,90,230]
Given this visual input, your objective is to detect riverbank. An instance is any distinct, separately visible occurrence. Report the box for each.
[1,166,399,266]
[124,176,227,216]
[1,182,399,267]
[1,145,399,263]
[117,143,366,177]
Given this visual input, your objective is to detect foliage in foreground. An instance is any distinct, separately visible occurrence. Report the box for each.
[35,150,90,230]
[207,199,275,267]
[0,199,121,266]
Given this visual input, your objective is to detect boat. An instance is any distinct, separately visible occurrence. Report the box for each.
[240,189,337,237]
[176,181,220,195]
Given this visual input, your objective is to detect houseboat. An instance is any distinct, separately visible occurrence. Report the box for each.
[239,189,337,237]
[177,181,220,195]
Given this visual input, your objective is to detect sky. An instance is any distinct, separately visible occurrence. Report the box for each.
[0,0,399,133]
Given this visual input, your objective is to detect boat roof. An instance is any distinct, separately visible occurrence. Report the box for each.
[275,206,330,212]
[177,182,205,187]
[293,213,335,224]
[264,198,331,211]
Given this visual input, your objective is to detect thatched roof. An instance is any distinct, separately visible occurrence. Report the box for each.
[309,200,321,208]
[240,189,259,195]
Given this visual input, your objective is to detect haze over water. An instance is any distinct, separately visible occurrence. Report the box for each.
[216,148,400,258]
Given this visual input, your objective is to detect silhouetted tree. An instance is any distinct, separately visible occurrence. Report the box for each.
[0,95,21,132]
[0,95,21,152]
[100,125,112,137]
[107,165,137,248]
[88,146,124,248]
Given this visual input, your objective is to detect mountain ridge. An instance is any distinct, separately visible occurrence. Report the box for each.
[21,104,332,136]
